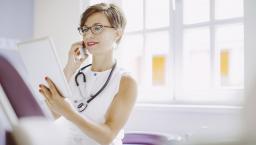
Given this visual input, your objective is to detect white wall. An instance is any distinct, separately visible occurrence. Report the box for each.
[0,0,33,39]
[34,0,81,67]
[0,0,33,50]
[243,0,256,140]
[125,105,242,142]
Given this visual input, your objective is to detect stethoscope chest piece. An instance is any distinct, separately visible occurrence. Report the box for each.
[77,102,88,112]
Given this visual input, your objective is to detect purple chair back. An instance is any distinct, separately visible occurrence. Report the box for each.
[0,55,45,118]
[122,133,169,145]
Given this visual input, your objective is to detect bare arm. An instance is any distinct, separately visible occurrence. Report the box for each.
[64,74,138,145]
[63,65,76,82]
[49,106,61,120]
[64,42,88,82]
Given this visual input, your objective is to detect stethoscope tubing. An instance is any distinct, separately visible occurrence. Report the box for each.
[74,62,117,112]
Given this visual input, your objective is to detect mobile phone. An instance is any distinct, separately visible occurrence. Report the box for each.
[81,41,88,58]
[75,42,87,61]
[79,47,87,58]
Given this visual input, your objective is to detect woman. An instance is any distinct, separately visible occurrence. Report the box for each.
[39,3,137,145]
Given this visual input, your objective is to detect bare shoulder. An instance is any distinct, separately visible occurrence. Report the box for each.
[120,73,137,90]
[118,73,138,100]
[120,73,137,87]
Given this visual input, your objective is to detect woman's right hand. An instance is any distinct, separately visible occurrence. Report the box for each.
[64,41,88,81]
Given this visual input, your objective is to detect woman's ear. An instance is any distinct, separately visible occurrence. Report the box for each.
[115,28,123,41]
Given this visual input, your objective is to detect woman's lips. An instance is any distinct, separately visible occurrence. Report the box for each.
[87,42,99,47]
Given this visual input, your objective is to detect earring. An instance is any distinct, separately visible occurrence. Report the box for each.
[112,41,117,49]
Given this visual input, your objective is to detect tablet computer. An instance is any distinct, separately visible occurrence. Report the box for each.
[17,37,72,101]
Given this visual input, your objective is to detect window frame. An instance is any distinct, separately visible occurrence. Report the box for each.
[123,0,175,103]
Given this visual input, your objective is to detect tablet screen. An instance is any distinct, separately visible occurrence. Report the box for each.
[17,37,72,100]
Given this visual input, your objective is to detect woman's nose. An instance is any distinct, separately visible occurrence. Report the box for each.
[84,29,94,39]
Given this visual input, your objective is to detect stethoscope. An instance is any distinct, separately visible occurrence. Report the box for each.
[74,61,117,112]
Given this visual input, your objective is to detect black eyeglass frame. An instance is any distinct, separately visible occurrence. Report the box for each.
[78,24,115,36]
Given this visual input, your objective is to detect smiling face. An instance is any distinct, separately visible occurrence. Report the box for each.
[83,12,120,54]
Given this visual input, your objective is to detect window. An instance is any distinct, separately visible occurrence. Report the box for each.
[118,0,172,103]
[177,0,244,104]
[85,0,244,105]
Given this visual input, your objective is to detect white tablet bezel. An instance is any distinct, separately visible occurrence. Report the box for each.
[16,37,73,100]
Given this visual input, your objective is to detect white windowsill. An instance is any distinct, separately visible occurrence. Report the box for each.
[134,103,242,114]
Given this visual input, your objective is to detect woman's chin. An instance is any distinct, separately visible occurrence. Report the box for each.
[87,47,94,53]
[87,48,100,55]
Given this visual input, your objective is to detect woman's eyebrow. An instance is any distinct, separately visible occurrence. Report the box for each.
[92,23,102,26]
[84,23,102,27]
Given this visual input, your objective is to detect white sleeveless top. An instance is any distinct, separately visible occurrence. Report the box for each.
[55,63,128,145]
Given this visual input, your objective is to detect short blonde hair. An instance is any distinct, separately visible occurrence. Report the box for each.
[80,3,126,43]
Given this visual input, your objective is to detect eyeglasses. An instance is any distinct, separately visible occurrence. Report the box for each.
[78,24,115,36]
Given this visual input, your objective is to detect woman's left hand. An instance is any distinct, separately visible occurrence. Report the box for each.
[39,76,74,117]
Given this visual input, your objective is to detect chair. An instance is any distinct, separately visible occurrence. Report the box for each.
[122,132,183,145]
[0,55,45,118]
[0,54,68,145]
[0,107,16,145]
